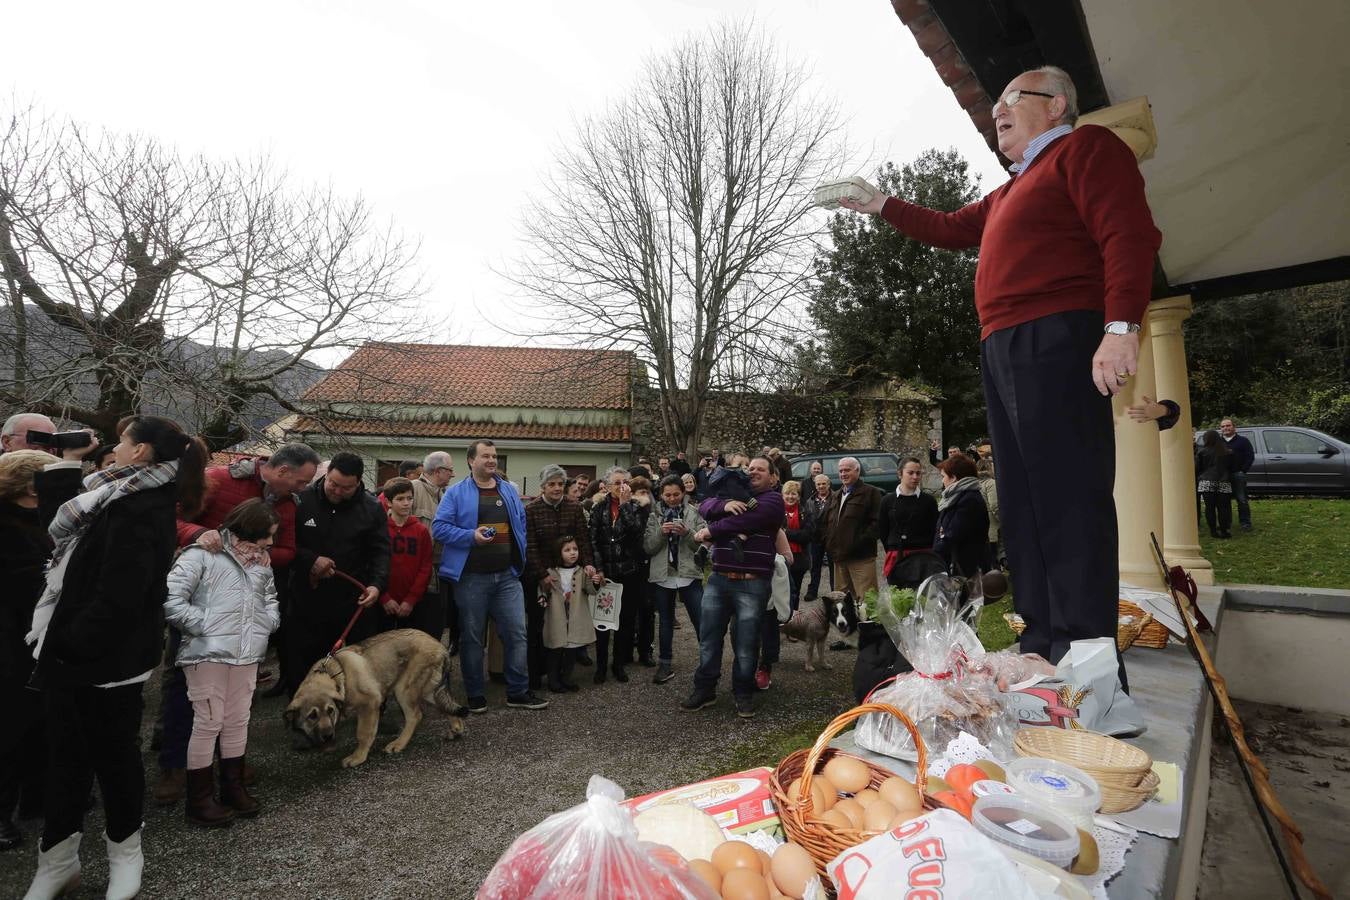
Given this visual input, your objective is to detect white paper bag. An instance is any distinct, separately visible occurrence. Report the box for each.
[1004,637,1145,736]
[590,580,623,632]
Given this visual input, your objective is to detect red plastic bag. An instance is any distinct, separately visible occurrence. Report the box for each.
[477,776,718,900]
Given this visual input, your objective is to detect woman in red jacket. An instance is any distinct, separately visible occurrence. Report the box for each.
[380,479,434,637]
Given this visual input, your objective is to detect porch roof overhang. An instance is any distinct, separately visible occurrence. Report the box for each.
[891,0,1350,300]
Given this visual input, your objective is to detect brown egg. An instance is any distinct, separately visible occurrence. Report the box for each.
[818,808,853,829]
[823,756,870,794]
[812,775,839,811]
[720,867,770,900]
[689,858,722,894]
[755,849,773,876]
[712,840,761,876]
[767,875,788,900]
[889,809,922,830]
[879,776,924,814]
[770,842,817,899]
[853,788,881,808]
[833,797,865,828]
[862,798,899,832]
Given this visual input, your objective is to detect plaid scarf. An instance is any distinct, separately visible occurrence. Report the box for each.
[27,460,179,657]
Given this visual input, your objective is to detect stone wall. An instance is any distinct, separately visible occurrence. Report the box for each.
[631,382,940,460]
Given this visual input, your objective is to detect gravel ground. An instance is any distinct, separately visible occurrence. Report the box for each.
[0,616,857,899]
[1199,699,1349,900]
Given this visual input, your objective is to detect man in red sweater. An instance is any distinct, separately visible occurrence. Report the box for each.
[152,443,319,802]
[843,66,1161,686]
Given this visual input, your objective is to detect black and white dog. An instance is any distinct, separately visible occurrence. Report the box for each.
[780,591,858,672]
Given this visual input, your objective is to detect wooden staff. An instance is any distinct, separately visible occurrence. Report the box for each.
[1150,533,1330,900]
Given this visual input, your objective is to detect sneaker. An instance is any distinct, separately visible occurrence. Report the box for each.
[681,690,717,711]
[506,692,550,710]
[734,695,756,718]
[467,696,488,714]
[653,663,675,684]
[754,668,772,691]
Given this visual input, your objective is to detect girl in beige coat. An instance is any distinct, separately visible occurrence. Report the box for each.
[539,536,600,693]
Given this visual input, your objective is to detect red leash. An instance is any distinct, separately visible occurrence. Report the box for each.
[328,569,372,655]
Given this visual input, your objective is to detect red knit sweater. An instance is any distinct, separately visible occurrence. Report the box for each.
[175,463,298,570]
[880,125,1162,338]
[384,514,432,608]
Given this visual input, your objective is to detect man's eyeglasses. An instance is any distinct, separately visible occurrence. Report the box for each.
[993,89,1056,114]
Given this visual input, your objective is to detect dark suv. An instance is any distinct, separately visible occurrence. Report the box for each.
[788,450,902,494]
[1193,425,1349,496]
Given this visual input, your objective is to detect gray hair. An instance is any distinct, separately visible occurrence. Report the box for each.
[267,442,320,470]
[539,463,567,485]
[838,456,860,470]
[2,412,55,438]
[1031,65,1078,125]
[423,450,452,471]
[603,466,629,483]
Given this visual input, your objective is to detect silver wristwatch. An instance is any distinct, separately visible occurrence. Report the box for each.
[1104,321,1141,335]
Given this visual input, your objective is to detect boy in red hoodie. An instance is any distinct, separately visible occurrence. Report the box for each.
[380,478,434,636]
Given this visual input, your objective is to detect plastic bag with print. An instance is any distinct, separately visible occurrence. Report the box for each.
[477,775,717,900]
[827,809,1043,900]
[853,574,1019,761]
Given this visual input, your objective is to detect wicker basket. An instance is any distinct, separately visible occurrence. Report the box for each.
[770,703,935,884]
[1097,768,1161,814]
[1014,728,1152,780]
[1003,603,1161,652]
[1119,599,1171,649]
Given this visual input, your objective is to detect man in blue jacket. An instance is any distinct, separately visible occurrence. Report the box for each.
[683,456,785,719]
[432,439,547,713]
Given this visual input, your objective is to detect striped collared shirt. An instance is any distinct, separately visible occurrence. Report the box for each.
[1009,124,1074,174]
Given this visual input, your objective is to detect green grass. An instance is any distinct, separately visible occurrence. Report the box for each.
[1198,498,1349,588]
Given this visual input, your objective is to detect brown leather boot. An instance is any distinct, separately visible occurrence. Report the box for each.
[151,768,185,805]
[218,757,260,818]
[184,767,234,828]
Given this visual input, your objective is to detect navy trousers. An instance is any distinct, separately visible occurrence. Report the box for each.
[980,310,1126,689]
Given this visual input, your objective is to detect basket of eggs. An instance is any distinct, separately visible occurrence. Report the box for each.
[769,702,936,889]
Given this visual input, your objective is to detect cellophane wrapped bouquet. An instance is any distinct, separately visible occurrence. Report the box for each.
[477,776,717,900]
[854,574,1020,761]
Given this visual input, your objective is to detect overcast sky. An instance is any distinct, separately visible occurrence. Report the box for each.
[7,0,1007,345]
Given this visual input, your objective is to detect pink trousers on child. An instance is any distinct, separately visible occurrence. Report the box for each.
[183,662,258,769]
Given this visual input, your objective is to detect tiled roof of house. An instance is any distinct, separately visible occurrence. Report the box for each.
[289,416,630,444]
[302,342,633,410]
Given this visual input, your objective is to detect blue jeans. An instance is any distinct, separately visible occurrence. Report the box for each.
[455,570,529,697]
[655,581,704,664]
[1231,472,1251,526]
[694,574,768,698]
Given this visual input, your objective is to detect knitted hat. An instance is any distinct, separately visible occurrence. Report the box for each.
[539,463,568,485]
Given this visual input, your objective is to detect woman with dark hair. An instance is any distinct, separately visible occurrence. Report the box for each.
[933,454,992,577]
[23,415,206,900]
[1196,429,1234,538]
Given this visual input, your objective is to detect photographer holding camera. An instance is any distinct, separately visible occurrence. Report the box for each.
[2,414,96,457]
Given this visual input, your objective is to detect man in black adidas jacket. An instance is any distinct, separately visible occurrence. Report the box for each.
[285,452,390,695]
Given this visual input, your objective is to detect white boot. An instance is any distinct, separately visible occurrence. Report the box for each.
[22,831,81,900]
[104,827,143,900]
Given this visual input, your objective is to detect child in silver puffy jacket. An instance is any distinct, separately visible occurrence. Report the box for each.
[163,498,280,827]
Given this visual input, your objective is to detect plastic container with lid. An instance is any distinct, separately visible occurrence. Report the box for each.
[970,778,1017,799]
[1005,757,1101,830]
[971,794,1081,870]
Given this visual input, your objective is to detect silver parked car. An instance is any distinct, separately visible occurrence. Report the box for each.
[1194,426,1350,496]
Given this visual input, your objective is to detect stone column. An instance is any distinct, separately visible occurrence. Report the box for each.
[1149,296,1215,584]
[1112,313,1167,589]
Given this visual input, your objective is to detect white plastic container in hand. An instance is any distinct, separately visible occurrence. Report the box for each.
[971,794,1081,870]
[812,177,879,209]
[1005,757,1102,830]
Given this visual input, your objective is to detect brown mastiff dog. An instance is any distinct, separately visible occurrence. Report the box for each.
[285,629,467,767]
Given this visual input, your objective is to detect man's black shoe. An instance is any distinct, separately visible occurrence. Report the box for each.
[506,692,550,710]
[681,691,716,711]
[612,666,629,683]
[734,695,756,718]
[593,670,607,685]
[467,696,488,714]
[638,655,657,668]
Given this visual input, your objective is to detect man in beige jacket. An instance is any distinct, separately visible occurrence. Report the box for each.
[413,451,457,653]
